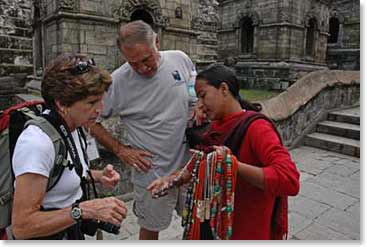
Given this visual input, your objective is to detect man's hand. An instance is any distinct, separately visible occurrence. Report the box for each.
[99,164,121,189]
[88,123,153,173]
[116,145,153,173]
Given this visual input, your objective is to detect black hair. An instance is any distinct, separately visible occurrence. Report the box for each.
[196,64,262,112]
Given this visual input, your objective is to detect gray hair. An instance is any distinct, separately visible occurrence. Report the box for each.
[117,20,157,48]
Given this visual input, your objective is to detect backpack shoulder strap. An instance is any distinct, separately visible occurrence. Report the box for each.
[224,111,282,158]
[25,117,68,192]
[0,100,44,132]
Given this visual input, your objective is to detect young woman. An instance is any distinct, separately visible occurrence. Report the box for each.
[10,54,127,240]
[148,64,300,240]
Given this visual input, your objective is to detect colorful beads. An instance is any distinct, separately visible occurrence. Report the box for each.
[182,147,238,240]
[216,167,223,173]
[227,227,233,237]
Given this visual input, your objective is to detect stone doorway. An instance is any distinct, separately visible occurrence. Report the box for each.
[130,8,155,30]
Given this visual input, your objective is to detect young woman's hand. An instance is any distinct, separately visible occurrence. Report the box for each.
[191,102,208,126]
[147,175,175,198]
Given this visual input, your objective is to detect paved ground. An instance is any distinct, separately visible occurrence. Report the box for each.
[88,146,360,240]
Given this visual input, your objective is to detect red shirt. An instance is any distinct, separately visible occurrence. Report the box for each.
[209,110,300,239]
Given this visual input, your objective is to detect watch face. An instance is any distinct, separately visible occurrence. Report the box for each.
[71,207,82,220]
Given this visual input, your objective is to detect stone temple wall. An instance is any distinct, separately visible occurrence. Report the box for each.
[35,0,122,72]
[32,0,219,73]
[0,0,33,76]
[326,0,360,70]
[218,0,332,89]
[0,0,33,109]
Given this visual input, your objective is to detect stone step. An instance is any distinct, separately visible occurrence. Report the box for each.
[328,107,360,125]
[0,15,32,29]
[304,132,360,157]
[14,93,43,104]
[0,48,33,64]
[0,35,33,50]
[0,63,33,76]
[0,26,32,38]
[317,121,360,140]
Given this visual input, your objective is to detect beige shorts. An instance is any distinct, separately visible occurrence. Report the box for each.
[132,184,187,232]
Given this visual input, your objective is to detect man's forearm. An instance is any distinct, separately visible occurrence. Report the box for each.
[88,122,124,155]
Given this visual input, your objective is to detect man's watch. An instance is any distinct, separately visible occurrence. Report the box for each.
[70,202,83,222]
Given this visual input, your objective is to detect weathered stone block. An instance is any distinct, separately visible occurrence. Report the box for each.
[62,28,80,44]
[289,195,330,220]
[295,222,351,240]
[314,208,359,239]
[281,81,289,89]
[300,181,358,210]
[288,212,313,236]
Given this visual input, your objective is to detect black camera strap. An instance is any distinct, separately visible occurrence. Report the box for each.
[77,128,99,200]
[41,109,88,197]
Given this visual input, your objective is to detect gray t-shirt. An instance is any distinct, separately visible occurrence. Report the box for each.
[102,50,196,187]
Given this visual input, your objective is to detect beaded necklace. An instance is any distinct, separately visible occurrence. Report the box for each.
[182,147,238,240]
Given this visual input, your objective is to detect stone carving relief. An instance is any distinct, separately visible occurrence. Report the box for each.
[192,0,220,30]
[278,0,290,23]
[319,9,330,32]
[304,11,318,29]
[330,9,345,24]
[234,10,260,28]
[245,0,253,10]
[58,0,76,10]
[112,0,168,27]
[223,56,238,67]
[33,0,47,18]
[279,10,290,23]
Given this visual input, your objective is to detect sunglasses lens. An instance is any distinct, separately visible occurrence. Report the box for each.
[78,62,88,72]
[68,58,96,75]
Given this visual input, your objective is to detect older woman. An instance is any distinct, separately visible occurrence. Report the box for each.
[11,53,127,240]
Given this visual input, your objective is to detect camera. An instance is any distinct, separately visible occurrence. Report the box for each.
[81,219,120,236]
[98,221,120,235]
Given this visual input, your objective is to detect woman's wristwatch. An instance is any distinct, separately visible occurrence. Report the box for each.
[70,202,83,222]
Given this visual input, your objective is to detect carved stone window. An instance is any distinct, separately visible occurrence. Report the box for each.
[305,18,317,56]
[240,17,254,54]
[175,7,183,19]
[328,17,339,43]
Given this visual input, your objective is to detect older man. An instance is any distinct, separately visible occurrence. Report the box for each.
[90,20,198,240]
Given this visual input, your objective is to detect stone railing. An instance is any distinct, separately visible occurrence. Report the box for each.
[260,70,360,147]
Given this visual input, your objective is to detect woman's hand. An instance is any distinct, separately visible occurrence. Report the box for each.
[212,145,231,157]
[99,164,120,189]
[80,197,127,226]
[213,145,265,190]
[191,102,208,126]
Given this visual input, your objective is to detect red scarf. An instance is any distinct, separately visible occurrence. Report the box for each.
[198,111,288,240]
[1,229,7,240]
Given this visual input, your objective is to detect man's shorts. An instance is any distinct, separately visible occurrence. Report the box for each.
[132,183,187,232]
